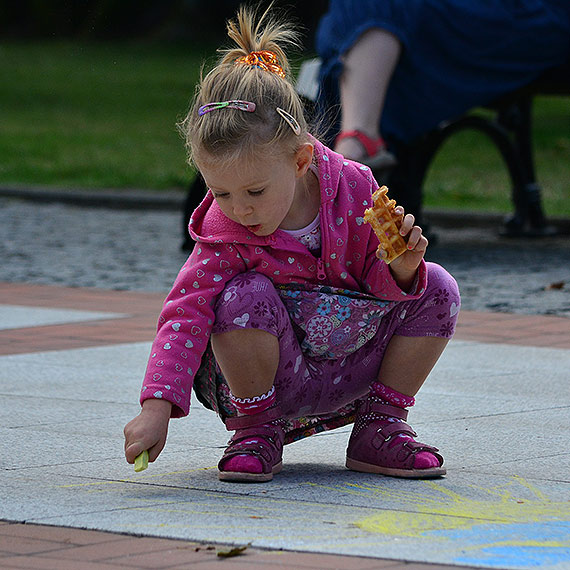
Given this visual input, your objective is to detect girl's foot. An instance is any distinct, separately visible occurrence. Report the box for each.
[218,406,284,482]
[346,386,445,478]
[335,130,397,170]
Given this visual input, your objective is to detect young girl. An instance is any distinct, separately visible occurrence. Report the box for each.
[124,4,460,483]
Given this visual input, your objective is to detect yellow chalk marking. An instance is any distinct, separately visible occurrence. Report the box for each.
[134,450,149,472]
[349,477,569,539]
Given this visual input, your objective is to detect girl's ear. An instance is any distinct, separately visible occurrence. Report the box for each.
[294,142,314,178]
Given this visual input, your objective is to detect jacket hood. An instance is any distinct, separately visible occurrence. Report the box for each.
[188,137,345,245]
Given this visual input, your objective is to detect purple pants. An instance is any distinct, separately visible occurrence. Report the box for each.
[195,262,459,435]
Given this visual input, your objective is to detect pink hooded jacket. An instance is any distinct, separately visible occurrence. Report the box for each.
[140,138,427,417]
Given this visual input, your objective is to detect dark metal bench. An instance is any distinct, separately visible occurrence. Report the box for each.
[386,61,570,237]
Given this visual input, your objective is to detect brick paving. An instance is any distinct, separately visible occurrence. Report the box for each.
[0,520,479,569]
[2,282,569,356]
[0,283,164,356]
[1,281,568,569]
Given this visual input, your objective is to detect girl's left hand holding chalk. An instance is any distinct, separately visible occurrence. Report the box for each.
[134,450,149,472]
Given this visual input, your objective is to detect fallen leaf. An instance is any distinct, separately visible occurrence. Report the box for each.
[217,544,249,558]
[545,281,565,290]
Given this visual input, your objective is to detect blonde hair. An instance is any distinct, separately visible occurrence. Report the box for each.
[179,3,308,168]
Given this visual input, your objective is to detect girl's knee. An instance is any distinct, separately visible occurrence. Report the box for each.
[217,272,276,308]
[393,263,460,338]
[213,271,285,335]
[425,262,460,307]
[233,271,274,291]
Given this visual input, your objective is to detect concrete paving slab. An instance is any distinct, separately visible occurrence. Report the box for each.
[424,341,570,406]
[1,426,125,470]
[435,411,570,477]
[4,459,570,568]
[6,472,568,570]
[0,472,187,522]
[0,304,125,330]
[0,342,151,403]
[0,395,132,429]
[1,415,229,475]
[2,339,569,569]
[460,453,570,481]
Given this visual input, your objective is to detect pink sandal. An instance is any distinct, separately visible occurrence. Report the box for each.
[346,400,446,478]
[218,406,284,482]
[335,130,397,170]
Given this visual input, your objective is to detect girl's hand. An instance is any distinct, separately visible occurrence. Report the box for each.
[377,207,428,291]
[124,399,172,465]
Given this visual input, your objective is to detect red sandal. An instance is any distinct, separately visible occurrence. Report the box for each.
[346,400,446,478]
[335,130,397,170]
[218,406,284,482]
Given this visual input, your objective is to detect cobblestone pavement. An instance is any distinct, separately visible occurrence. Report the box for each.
[1,197,569,316]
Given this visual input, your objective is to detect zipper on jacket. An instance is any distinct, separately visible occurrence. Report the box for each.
[316,258,326,280]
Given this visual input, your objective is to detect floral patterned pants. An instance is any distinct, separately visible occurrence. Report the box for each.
[194,262,460,440]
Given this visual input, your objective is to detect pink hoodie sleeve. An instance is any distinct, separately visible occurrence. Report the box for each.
[140,242,246,417]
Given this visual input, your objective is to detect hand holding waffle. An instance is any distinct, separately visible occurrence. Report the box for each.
[364,186,428,288]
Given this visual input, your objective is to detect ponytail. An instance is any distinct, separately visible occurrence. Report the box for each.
[179,3,308,168]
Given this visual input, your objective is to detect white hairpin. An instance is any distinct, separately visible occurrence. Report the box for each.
[276,107,301,136]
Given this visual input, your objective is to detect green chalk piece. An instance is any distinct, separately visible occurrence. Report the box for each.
[134,450,149,472]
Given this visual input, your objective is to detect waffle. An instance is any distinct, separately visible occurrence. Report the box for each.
[363,186,407,264]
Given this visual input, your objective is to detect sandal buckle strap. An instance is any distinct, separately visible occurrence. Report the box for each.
[371,421,417,449]
[227,425,280,443]
[223,442,273,463]
[224,406,283,431]
[362,400,408,421]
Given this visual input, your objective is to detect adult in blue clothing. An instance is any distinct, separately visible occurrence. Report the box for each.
[316,0,570,169]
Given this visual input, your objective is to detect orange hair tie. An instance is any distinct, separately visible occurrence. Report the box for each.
[235,50,286,78]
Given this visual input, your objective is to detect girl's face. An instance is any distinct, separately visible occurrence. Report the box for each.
[199,143,314,236]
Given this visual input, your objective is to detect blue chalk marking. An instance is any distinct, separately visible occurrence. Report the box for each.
[431,521,570,568]
[455,546,570,568]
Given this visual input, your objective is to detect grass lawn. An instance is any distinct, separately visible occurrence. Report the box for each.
[1,40,568,218]
[0,41,206,189]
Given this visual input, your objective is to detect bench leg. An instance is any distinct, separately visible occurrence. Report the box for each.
[181,174,208,251]
[395,99,557,238]
[499,97,556,236]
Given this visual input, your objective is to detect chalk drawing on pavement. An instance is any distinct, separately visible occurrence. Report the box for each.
[343,475,570,568]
